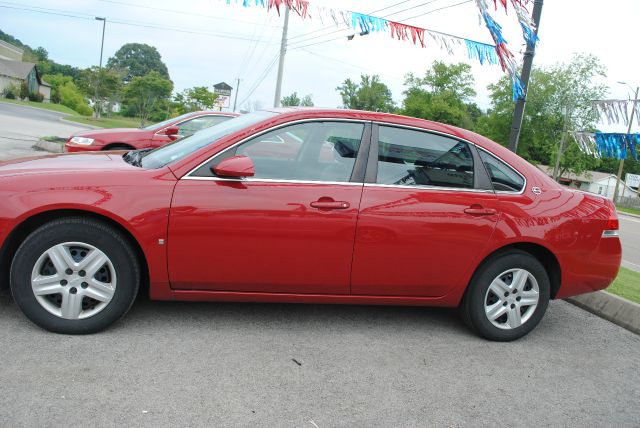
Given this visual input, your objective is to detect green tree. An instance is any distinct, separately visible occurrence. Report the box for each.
[401,61,479,129]
[174,86,219,113]
[281,92,314,107]
[77,67,122,118]
[107,43,170,84]
[124,71,173,127]
[336,75,395,112]
[478,53,607,177]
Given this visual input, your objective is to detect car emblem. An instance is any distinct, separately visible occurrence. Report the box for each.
[531,187,542,195]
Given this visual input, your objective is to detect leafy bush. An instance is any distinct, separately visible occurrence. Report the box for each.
[28,91,44,102]
[2,83,19,99]
[19,82,29,100]
[58,83,93,116]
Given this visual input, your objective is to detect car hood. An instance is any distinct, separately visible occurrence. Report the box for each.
[0,152,137,178]
[72,127,146,137]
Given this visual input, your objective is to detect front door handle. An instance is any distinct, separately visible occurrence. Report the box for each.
[464,205,497,216]
[310,199,350,210]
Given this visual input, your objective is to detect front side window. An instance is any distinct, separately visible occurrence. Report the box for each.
[219,121,364,183]
[141,111,277,169]
[177,115,232,137]
[478,150,525,192]
[376,126,474,189]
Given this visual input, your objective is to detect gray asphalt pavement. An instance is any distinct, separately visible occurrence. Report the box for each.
[0,102,90,161]
[619,213,640,271]
[0,293,638,427]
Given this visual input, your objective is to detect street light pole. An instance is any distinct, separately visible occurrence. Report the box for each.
[95,17,106,118]
[96,17,106,67]
[273,6,289,108]
[612,84,639,203]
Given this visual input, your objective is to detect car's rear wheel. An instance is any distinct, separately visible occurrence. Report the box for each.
[10,217,139,334]
[461,250,550,341]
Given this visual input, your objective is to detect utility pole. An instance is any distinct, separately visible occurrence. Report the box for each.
[507,0,543,153]
[612,86,639,203]
[95,17,106,119]
[273,6,290,108]
[232,78,241,112]
[552,104,571,182]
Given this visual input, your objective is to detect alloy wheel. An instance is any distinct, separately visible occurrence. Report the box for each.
[483,268,539,330]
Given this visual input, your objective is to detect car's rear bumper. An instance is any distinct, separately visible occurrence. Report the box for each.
[556,235,622,299]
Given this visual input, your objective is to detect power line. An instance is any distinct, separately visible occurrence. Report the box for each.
[0,3,282,45]
[236,53,280,107]
[97,0,282,28]
[288,0,422,42]
[288,0,478,51]
[287,0,447,50]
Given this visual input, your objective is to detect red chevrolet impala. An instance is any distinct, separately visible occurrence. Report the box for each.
[0,109,621,340]
[64,111,238,152]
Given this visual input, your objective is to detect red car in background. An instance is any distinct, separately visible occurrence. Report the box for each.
[0,108,621,340]
[65,111,238,152]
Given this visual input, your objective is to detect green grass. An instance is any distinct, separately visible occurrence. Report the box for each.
[0,98,80,115]
[606,267,640,304]
[617,206,640,216]
[65,115,150,129]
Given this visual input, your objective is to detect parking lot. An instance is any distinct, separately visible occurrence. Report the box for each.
[0,292,638,427]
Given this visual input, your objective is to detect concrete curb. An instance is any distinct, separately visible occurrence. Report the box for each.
[565,291,640,335]
[618,211,640,219]
[34,140,63,153]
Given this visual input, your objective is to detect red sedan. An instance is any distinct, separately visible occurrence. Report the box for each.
[64,111,238,152]
[0,109,621,340]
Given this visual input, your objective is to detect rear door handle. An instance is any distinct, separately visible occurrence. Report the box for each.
[464,205,497,216]
[310,200,350,210]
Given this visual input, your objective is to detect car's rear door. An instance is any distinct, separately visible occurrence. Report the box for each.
[168,120,371,294]
[351,124,500,297]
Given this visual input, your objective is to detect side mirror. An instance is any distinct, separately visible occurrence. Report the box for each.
[212,155,255,178]
[163,125,180,136]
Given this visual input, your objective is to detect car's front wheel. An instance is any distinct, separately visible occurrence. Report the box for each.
[461,250,550,341]
[10,217,140,334]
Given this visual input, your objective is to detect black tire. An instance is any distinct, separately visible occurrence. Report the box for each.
[103,144,133,151]
[10,217,140,334]
[460,250,550,341]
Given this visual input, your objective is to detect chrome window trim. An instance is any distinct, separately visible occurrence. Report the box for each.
[363,183,494,193]
[182,117,369,180]
[182,176,364,186]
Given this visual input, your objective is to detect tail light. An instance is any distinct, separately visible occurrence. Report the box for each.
[602,204,619,237]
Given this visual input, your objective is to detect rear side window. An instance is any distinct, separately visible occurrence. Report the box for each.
[376,126,474,189]
[479,150,525,192]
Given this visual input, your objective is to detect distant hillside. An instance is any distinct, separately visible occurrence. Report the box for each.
[0,28,80,78]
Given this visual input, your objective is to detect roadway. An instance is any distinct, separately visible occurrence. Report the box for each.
[0,102,90,161]
[619,213,640,271]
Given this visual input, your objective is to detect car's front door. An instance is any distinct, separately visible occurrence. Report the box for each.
[351,125,500,297]
[168,120,370,294]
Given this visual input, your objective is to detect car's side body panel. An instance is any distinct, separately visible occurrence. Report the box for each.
[0,155,176,292]
[168,180,364,294]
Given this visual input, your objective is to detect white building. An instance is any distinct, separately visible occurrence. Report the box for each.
[537,165,638,200]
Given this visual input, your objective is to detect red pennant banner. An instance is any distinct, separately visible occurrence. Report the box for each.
[389,21,426,48]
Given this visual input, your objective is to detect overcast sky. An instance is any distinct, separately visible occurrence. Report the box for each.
[1,0,639,131]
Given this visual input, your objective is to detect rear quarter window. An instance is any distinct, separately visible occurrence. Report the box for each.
[479,149,525,193]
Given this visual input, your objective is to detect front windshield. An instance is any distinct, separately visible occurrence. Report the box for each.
[143,112,197,131]
[141,111,278,169]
